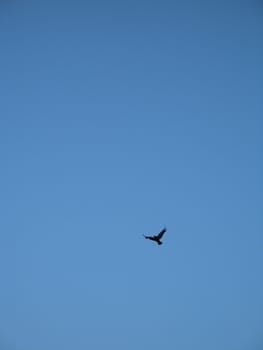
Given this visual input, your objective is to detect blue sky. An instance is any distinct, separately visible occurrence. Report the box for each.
[0,1,262,349]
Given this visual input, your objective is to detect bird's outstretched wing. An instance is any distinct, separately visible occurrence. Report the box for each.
[155,227,167,240]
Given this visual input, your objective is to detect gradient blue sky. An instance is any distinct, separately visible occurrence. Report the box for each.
[0,1,262,349]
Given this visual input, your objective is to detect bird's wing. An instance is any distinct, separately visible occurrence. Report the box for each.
[156,227,167,239]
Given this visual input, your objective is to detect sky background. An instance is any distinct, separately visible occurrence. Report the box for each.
[0,1,262,349]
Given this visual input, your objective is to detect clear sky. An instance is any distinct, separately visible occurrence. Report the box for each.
[0,1,262,349]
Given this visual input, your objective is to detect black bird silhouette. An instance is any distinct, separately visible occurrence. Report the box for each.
[143,227,167,245]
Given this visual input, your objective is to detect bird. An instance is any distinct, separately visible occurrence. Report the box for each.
[143,227,167,245]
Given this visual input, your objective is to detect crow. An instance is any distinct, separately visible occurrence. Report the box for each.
[143,227,167,245]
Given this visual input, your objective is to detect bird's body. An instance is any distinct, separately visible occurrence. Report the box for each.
[143,227,167,245]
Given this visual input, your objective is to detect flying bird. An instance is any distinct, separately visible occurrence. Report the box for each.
[143,227,167,245]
